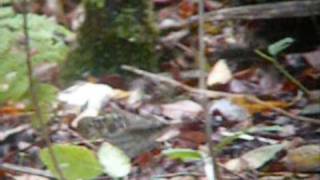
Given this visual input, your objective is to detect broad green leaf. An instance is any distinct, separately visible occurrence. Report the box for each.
[40,144,103,180]
[0,7,73,103]
[268,37,295,56]
[162,148,203,162]
[0,74,29,102]
[98,142,131,178]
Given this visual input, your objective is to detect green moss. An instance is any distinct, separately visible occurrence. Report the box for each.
[63,0,158,82]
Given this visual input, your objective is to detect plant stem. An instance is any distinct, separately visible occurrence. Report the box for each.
[198,0,219,179]
[22,1,66,179]
[255,49,310,96]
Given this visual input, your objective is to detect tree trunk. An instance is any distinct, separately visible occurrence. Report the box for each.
[63,0,158,81]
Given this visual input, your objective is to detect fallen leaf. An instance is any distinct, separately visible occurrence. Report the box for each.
[98,142,131,178]
[0,105,25,116]
[303,48,320,71]
[162,148,203,162]
[133,149,161,167]
[207,59,232,86]
[209,99,250,122]
[179,130,207,144]
[300,104,320,116]
[14,175,49,180]
[40,144,103,180]
[283,144,320,172]
[232,97,289,114]
[161,100,203,120]
[0,124,30,142]
[224,144,284,172]
[179,0,197,18]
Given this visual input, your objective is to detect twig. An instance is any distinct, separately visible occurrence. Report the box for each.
[245,96,320,124]
[152,172,202,178]
[22,1,66,179]
[0,163,55,179]
[121,65,320,125]
[0,124,30,141]
[161,0,320,30]
[66,128,99,150]
[198,0,219,179]
[255,49,310,96]
[122,65,237,98]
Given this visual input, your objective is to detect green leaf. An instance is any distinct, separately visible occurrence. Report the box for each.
[268,37,295,57]
[162,148,203,162]
[248,125,284,133]
[0,8,73,103]
[0,7,14,18]
[0,73,29,102]
[97,142,131,178]
[40,144,103,180]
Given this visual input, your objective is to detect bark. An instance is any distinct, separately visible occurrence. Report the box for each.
[63,0,158,81]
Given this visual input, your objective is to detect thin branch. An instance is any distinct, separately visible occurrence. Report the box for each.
[161,0,320,30]
[22,1,66,179]
[0,163,55,179]
[245,95,320,124]
[0,124,30,141]
[121,65,236,98]
[121,65,320,125]
[152,172,202,178]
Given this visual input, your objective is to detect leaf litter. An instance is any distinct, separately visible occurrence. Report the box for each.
[1,0,320,179]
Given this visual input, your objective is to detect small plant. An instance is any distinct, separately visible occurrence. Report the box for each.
[255,37,309,95]
[0,7,73,123]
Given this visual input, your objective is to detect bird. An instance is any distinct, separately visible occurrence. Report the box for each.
[76,104,170,158]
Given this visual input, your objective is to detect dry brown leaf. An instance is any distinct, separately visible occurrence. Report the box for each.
[0,106,26,116]
[232,97,289,114]
[179,130,207,144]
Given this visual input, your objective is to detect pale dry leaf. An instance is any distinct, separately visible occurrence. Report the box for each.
[161,100,203,120]
[283,144,320,172]
[207,59,232,86]
[14,174,49,180]
[224,144,284,172]
[210,99,250,122]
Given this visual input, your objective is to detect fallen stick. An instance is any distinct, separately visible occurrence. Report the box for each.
[0,163,55,179]
[162,0,320,29]
[0,124,30,142]
[121,65,320,124]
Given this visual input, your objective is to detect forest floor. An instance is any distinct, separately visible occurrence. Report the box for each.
[0,0,319,180]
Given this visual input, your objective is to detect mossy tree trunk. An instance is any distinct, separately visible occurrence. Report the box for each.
[63,0,158,80]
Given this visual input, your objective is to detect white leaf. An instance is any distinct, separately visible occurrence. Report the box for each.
[207,59,232,86]
[98,142,131,178]
[58,82,114,108]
